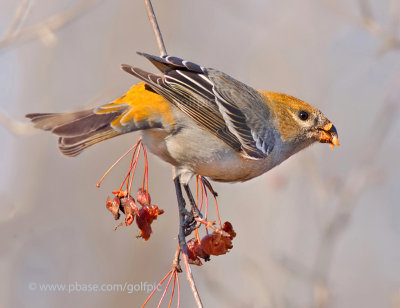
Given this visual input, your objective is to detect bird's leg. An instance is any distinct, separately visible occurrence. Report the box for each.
[173,177,203,307]
[174,177,191,249]
[183,184,202,235]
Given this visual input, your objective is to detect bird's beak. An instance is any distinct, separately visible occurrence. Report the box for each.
[317,122,340,149]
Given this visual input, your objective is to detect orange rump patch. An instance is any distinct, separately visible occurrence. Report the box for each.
[96,82,175,129]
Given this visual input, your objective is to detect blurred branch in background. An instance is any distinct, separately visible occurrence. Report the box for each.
[0,0,33,48]
[358,0,400,54]
[311,77,400,308]
[273,2,400,307]
[310,2,400,305]
[323,0,400,55]
[273,67,400,308]
[0,0,101,136]
[0,0,100,51]
[0,109,36,136]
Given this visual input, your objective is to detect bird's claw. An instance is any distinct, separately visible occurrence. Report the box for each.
[183,210,202,236]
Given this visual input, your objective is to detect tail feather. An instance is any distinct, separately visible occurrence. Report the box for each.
[26,109,124,157]
[52,112,118,136]
[26,110,94,133]
[58,126,120,157]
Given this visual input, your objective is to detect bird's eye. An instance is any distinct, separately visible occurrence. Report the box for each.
[298,110,309,121]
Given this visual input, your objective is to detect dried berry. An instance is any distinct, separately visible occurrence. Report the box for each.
[222,221,236,239]
[187,238,211,265]
[136,205,164,240]
[187,239,203,266]
[200,233,233,256]
[106,196,120,220]
[137,188,151,206]
[120,196,139,226]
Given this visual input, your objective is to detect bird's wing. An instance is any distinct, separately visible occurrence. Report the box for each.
[122,52,275,159]
[206,69,276,157]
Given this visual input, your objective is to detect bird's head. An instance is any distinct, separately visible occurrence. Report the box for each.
[260,91,339,152]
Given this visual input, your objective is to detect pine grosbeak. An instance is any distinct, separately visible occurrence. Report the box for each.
[26,52,339,184]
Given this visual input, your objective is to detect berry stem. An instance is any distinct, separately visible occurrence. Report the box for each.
[96,140,141,187]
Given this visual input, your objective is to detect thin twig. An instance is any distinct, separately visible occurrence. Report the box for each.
[142,270,173,308]
[144,0,167,56]
[172,246,182,272]
[181,251,203,307]
[157,272,174,308]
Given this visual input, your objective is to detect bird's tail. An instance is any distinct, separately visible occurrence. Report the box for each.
[26,109,124,157]
[26,82,175,157]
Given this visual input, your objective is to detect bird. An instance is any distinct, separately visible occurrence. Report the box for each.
[26,52,339,187]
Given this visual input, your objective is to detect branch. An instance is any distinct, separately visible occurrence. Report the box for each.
[182,252,203,306]
[144,0,167,56]
[143,2,202,306]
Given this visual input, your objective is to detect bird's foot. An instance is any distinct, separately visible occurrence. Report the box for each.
[183,209,202,236]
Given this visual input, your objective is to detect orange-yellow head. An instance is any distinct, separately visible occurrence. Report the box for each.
[260,91,339,152]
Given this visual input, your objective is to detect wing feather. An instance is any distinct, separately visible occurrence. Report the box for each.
[122,53,276,158]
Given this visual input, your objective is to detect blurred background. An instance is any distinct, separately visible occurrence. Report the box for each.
[1,0,399,307]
